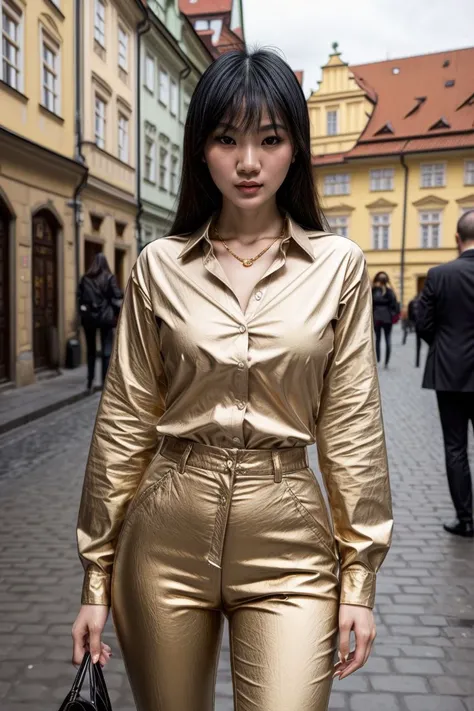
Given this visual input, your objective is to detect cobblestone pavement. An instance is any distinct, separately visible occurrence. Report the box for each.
[0,331,473,711]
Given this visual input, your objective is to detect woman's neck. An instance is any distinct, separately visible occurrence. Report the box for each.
[216,200,284,246]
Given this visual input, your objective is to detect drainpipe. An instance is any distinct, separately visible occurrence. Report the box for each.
[73,0,88,340]
[136,14,151,254]
[400,153,409,308]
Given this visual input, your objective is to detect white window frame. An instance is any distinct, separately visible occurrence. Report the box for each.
[420,211,442,248]
[323,173,350,196]
[159,145,169,190]
[170,151,179,195]
[94,0,106,47]
[327,215,349,238]
[40,30,60,115]
[370,168,394,191]
[371,213,391,250]
[327,109,338,136]
[465,160,474,186]
[118,113,129,162]
[170,79,178,117]
[94,95,106,149]
[144,136,156,183]
[1,0,23,92]
[118,25,128,72]
[145,53,155,92]
[420,163,446,188]
[159,68,169,107]
[194,20,209,30]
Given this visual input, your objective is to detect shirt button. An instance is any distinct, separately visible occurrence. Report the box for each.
[232,436,240,444]
[238,362,245,369]
[220,494,227,505]
[237,401,245,410]
[239,325,246,333]
[255,291,262,301]
[226,459,233,469]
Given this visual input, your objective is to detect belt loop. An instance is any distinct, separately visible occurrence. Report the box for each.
[272,451,282,484]
[179,443,193,473]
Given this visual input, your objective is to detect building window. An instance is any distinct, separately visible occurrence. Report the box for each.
[41,33,60,114]
[421,163,446,188]
[1,0,22,90]
[159,146,168,190]
[145,53,155,92]
[420,211,441,248]
[323,173,350,196]
[183,92,191,119]
[144,226,153,244]
[159,68,169,106]
[170,79,178,116]
[370,168,394,191]
[327,110,338,136]
[94,95,106,149]
[145,137,156,182]
[170,151,179,195]
[465,160,474,186]
[118,113,129,162]
[94,0,106,47]
[194,20,209,30]
[327,215,349,238]
[118,26,128,72]
[372,213,390,249]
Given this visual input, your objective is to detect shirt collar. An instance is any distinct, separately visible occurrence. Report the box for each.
[177,213,317,262]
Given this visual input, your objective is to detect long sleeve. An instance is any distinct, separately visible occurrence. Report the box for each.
[76,250,167,606]
[315,246,393,609]
[416,270,436,345]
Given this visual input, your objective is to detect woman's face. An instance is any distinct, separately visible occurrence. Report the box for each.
[203,109,294,211]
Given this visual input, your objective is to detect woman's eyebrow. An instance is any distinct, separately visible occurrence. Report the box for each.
[215,122,287,132]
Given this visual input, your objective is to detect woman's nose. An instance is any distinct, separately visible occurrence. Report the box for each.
[237,145,261,174]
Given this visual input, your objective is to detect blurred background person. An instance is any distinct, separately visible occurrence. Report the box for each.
[407,291,423,367]
[77,253,123,394]
[417,210,474,538]
[372,272,399,369]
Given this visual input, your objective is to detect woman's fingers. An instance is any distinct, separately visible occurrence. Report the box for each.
[71,622,87,667]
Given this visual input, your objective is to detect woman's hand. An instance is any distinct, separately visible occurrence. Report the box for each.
[333,604,376,680]
[72,604,112,667]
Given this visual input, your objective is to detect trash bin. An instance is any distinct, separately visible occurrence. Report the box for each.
[66,338,81,369]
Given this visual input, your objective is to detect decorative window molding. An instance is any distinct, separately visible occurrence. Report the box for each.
[118,24,128,73]
[170,145,179,196]
[145,53,155,93]
[323,203,355,214]
[40,28,61,116]
[159,144,169,190]
[94,94,107,149]
[159,67,169,106]
[170,79,178,116]
[371,213,391,250]
[419,211,442,248]
[365,197,397,210]
[412,194,448,208]
[118,113,129,162]
[144,136,156,183]
[94,0,106,47]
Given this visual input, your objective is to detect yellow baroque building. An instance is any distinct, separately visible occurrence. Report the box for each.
[0,0,85,387]
[310,45,474,306]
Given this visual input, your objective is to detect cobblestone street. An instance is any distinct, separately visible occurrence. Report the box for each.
[0,331,473,711]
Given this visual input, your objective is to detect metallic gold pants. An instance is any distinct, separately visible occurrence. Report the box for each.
[111,436,340,711]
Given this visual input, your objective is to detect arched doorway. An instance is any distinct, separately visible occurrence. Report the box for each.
[0,201,10,382]
[32,210,58,370]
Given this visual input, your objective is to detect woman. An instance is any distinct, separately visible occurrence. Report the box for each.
[372,272,399,368]
[72,49,393,711]
[77,253,123,392]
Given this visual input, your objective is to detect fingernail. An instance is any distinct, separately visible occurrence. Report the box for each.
[92,654,99,664]
[332,671,340,679]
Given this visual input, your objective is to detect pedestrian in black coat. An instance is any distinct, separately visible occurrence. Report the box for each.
[417,209,474,538]
[372,272,399,368]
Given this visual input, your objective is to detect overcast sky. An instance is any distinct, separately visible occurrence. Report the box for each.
[242,0,474,97]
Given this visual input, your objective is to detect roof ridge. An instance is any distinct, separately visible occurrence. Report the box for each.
[350,44,474,69]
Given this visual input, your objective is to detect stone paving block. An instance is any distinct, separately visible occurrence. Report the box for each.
[350,693,400,711]
[430,676,474,696]
[328,691,349,709]
[370,675,429,693]
[399,644,446,658]
[404,695,467,711]
[393,657,443,675]
[334,675,370,692]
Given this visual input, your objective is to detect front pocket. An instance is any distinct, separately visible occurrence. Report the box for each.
[125,465,174,523]
[284,472,337,560]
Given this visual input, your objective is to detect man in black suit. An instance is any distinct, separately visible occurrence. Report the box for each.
[417,210,474,538]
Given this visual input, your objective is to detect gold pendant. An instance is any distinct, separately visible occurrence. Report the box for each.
[242,259,254,267]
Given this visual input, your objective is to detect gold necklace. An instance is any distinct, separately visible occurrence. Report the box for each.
[212,220,286,267]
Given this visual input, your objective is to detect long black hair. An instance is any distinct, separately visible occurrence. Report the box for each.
[168,48,327,236]
[85,252,112,290]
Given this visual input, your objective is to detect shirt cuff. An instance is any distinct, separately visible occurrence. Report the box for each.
[81,567,111,606]
[340,567,376,608]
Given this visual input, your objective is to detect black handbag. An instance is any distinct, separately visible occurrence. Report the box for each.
[58,652,112,711]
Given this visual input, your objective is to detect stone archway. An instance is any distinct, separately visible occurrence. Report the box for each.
[32,209,59,370]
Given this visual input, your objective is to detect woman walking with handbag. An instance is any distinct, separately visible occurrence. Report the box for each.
[372,272,399,369]
[77,253,123,393]
[72,49,393,711]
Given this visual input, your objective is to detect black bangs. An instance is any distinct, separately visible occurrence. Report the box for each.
[167,48,328,237]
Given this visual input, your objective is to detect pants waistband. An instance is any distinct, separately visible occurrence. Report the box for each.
[159,436,309,483]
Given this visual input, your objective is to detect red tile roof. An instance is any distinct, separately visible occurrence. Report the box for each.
[312,46,474,165]
[179,0,232,16]
[294,71,304,86]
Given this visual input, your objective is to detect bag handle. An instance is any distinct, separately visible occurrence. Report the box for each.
[59,652,112,711]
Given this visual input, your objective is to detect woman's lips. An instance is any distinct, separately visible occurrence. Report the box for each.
[236,184,262,195]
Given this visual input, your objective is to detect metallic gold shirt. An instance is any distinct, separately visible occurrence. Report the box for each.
[77,215,393,608]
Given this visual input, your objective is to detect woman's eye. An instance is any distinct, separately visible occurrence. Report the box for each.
[263,136,282,146]
[216,135,235,145]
